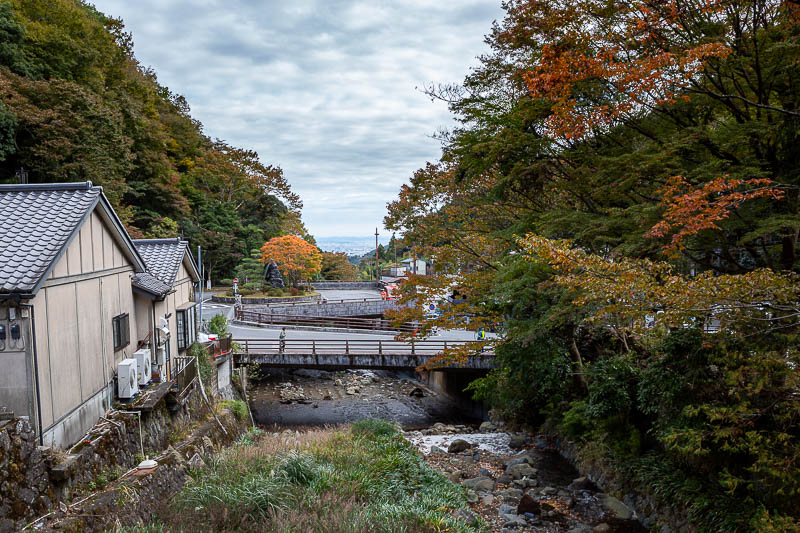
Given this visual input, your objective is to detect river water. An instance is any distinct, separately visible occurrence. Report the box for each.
[248,368,481,428]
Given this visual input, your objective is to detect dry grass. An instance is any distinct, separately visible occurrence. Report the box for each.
[124,421,485,533]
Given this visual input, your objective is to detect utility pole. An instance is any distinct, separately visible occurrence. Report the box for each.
[374,228,380,282]
[197,246,203,331]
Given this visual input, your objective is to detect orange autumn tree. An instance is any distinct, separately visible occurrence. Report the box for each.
[504,0,735,139]
[260,235,321,287]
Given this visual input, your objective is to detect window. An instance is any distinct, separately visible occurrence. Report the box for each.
[176,306,197,351]
[112,313,130,351]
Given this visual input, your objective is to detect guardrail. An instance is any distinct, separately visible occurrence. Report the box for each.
[203,335,232,358]
[235,309,415,332]
[232,338,494,369]
[172,356,197,398]
[235,338,486,356]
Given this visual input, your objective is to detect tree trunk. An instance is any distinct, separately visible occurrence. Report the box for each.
[568,328,588,392]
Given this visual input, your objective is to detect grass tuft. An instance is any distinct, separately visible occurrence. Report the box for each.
[141,421,485,532]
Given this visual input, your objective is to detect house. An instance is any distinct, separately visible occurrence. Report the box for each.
[381,263,407,277]
[132,238,200,381]
[401,257,428,276]
[0,182,206,448]
[0,182,148,447]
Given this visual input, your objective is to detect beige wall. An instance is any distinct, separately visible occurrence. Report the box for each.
[32,211,137,433]
[133,252,197,380]
[134,294,152,347]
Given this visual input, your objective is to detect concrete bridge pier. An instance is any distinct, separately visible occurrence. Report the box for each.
[421,369,489,421]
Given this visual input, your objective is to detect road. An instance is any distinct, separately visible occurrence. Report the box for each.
[316,288,383,300]
[198,300,493,343]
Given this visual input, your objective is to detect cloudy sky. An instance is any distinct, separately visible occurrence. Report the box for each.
[90,0,504,238]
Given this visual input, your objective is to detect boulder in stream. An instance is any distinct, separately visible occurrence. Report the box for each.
[447,438,471,453]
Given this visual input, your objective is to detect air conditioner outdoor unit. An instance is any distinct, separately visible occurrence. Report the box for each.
[118,358,139,399]
[134,348,152,386]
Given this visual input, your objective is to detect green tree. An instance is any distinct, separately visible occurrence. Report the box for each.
[235,249,266,285]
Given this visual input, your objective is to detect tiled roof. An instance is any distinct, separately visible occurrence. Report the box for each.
[133,238,189,286]
[131,272,172,297]
[0,182,101,294]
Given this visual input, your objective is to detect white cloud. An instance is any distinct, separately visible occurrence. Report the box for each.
[90,0,504,237]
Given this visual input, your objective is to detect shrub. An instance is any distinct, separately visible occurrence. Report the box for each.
[559,400,591,439]
[220,400,248,421]
[351,419,399,439]
[289,287,299,296]
[219,278,233,287]
[207,314,229,336]
[188,343,214,388]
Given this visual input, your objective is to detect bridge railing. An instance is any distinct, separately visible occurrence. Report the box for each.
[234,338,489,356]
[255,297,389,308]
[235,309,417,333]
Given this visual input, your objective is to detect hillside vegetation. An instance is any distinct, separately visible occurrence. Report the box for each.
[0,0,307,279]
[386,1,800,531]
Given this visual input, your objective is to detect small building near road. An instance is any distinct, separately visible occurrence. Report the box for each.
[132,238,200,381]
[0,182,148,447]
[401,257,428,276]
[0,182,205,448]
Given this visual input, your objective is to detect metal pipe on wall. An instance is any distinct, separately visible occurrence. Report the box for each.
[20,303,44,446]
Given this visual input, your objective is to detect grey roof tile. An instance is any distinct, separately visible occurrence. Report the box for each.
[0,182,101,294]
[131,272,172,296]
[133,238,189,286]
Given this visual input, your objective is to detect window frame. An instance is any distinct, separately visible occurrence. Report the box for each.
[176,310,186,351]
[112,313,130,352]
[176,306,197,351]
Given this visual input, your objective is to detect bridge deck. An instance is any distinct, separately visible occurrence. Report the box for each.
[233,338,495,370]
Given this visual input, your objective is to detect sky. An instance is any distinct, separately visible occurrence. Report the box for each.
[89,0,505,238]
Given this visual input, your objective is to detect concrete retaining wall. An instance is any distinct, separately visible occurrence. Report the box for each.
[250,299,398,317]
[242,352,494,370]
[311,281,380,290]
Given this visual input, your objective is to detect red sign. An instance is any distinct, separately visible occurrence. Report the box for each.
[233,278,238,284]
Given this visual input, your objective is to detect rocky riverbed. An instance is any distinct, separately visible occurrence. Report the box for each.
[247,369,649,532]
[248,368,482,428]
[405,424,650,533]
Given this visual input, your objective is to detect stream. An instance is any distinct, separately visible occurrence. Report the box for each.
[247,368,651,533]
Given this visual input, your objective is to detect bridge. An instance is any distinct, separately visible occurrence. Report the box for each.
[232,338,495,370]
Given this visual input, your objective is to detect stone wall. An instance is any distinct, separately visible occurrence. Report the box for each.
[310,281,380,290]
[250,299,398,317]
[34,406,248,532]
[0,417,53,531]
[0,362,248,532]
[550,434,687,532]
